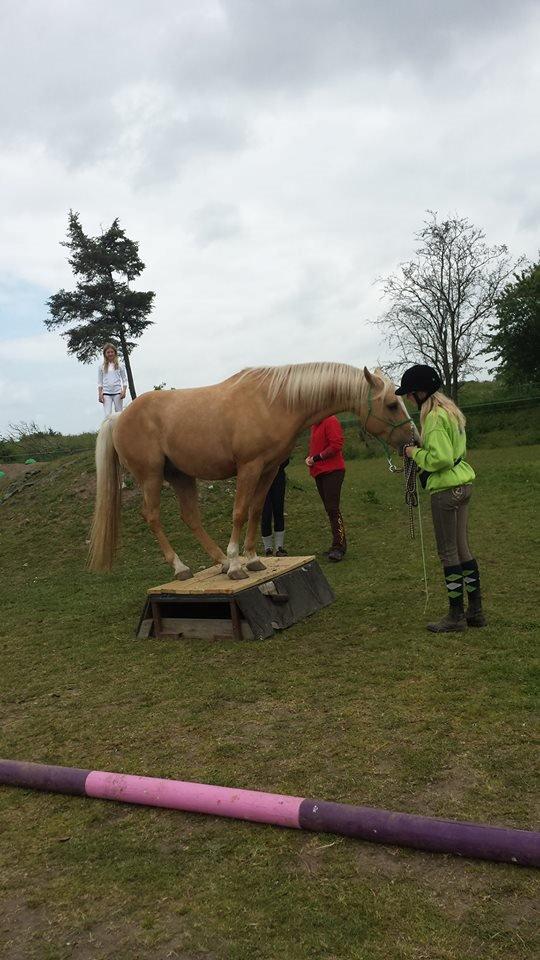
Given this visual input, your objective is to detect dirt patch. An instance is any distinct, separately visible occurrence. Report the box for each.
[121,483,141,503]
[0,895,217,960]
[60,917,215,960]
[354,840,405,879]
[72,470,96,500]
[412,762,485,815]
[500,893,539,930]
[0,462,46,482]
[0,897,48,960]
[73,471,140,503]
[296,836,345,876]
[0,463,45,485]
[354,843,538,932]
[0,467,46,504]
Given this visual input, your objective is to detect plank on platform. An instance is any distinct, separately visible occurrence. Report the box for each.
[147,555,316,596]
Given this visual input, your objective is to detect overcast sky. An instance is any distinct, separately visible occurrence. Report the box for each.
[1,0,539,436]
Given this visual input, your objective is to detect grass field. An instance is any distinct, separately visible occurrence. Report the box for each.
[0,446,538,960]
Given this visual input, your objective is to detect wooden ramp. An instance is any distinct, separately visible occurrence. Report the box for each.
[136,556,334,641]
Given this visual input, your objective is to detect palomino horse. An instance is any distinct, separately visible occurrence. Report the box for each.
[88,362,416,580]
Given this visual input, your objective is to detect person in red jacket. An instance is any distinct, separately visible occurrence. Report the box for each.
[305,415,346,562]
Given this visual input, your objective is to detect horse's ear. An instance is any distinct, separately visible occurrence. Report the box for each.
[364,367,383,391]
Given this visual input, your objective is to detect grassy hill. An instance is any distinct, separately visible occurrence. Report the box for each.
[0,447,538,960]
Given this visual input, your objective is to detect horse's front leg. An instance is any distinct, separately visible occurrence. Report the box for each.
[243,467,279,571]
[227,461,266,579]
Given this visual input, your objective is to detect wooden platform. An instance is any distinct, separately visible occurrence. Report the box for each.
[147,555,317,595]
[137,556,334,642]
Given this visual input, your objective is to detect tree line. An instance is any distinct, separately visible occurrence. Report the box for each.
[46,210,539,401]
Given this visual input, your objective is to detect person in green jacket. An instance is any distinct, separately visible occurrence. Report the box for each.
[396,364,486,633]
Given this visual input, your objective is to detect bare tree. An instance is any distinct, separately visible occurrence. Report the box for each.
[376,212,522,401]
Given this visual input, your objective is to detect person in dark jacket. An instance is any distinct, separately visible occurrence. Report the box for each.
[261,460,289,557]
[306,416,346,562]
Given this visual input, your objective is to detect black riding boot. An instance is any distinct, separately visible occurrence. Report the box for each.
[427,564,467,633]
[462,558,486,627]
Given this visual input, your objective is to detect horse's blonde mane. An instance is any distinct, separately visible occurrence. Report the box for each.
[239,361,387,411]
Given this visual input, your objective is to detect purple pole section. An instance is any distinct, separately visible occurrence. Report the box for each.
[298,799,540,867]
[1,760,539,867]
[0,759,89,795]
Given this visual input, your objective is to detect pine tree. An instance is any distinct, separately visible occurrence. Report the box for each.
[46,211,155,398]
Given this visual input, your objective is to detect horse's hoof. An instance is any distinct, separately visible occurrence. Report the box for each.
[245,559,266,571]
[220,561,230,574]
[227,567,249,581]
[174,569,193,581]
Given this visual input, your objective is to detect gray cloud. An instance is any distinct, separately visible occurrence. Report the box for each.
[0,1,539,433]
[2,0,538,174]
[188,203,244,246]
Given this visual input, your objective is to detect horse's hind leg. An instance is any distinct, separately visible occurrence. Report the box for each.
[141,475,193,580]
[168,473,228,570]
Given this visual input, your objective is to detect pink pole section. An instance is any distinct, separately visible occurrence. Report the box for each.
[85,771,303,828]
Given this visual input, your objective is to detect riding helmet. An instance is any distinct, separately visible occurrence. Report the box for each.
[395,364,442,397]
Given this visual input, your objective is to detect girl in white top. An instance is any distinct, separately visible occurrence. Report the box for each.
[98,343,127,416]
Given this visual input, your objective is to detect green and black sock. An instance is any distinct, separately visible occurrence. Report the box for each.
[461,560,480,604]
[444,564,464,611]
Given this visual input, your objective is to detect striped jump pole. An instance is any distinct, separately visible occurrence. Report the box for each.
[1,759,538,867]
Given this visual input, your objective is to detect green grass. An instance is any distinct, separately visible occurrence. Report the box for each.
[458,379,540,404]
[0,448,539,960]
[0,429,96,464]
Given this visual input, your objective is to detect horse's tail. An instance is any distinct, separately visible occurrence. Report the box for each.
[88,415,123,572]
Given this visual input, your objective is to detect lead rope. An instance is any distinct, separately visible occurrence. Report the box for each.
[416,484,430,613]
[402,439,430,613]
[403,445,418,537]
[362,386,430,610]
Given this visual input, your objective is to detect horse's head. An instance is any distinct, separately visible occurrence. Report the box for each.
[361,367,420,451]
